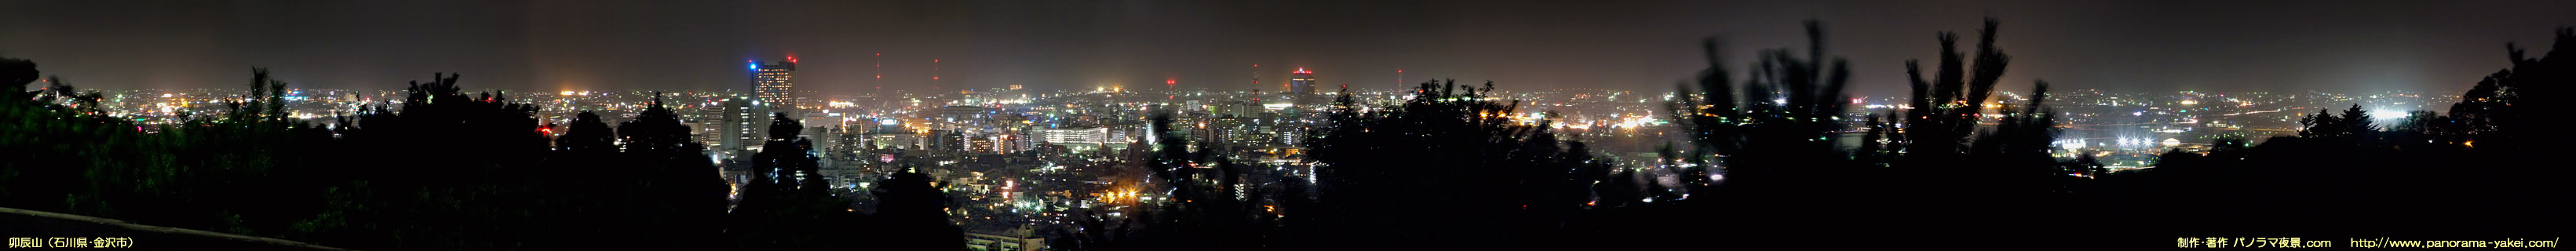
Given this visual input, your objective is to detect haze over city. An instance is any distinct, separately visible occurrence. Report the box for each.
[9,1,2576,96]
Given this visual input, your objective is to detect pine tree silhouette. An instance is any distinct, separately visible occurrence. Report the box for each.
[1295,81,1608,249]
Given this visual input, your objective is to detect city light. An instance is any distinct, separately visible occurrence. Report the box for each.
[11,4,2566,249]
[2372,109,2406,120]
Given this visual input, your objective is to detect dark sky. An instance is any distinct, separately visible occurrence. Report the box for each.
[5,0,2574,98]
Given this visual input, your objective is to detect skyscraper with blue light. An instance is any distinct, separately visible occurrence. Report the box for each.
[751,56,798,113]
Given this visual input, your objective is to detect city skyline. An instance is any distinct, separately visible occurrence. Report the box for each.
[2,2,2568,249]
[8,1,2576,97]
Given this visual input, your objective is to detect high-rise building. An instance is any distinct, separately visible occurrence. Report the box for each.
[1039,127,1111,145]
[699,101,728,148]
[718,98,768,159]
[1291,67,1316,107]
[750,57,798,114]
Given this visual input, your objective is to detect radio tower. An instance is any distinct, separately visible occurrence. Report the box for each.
[1250,64,1261,92]
[1396,69,1405,91]
[874,53,882,94]
[932,59,942,93]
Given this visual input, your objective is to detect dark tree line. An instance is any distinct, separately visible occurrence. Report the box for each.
[1049,19,2101,250]
[0,59,962,250]
[1057,80,1615,251]
[1297,81,1614,249]
[2100,28,2574,241]
[1078,111,1283,250]
[2,66,346,244]
[1640,19,2095,249]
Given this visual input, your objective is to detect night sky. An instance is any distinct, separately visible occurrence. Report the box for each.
[5,0,2575,98]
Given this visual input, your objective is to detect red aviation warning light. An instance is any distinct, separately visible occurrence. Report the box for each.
[1294,67,1311,75]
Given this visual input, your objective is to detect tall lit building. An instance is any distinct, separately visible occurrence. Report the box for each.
[1039,127,1110,145]
[751,57,798,113]
[718,98,769,160]
[1291,67,1316,107]
[699,102,728,148]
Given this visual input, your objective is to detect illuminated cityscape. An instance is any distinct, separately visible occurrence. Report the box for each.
[2,1,2569,250]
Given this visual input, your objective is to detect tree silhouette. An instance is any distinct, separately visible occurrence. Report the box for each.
[527,93,732,250]
[2297,107,2342,138]
[1654,19,2085,249]
[2338,104,2375,144]
[1883,18,2083,246]
[1671,20,1859,197]
[1897,20,2014,162]
[555,111,617,154]
[727,112,869,250]
[322,72,557,249]
[2296,104,2377,145]
[0,56,32,85]
[618,93,699,153]
[616,93,730,249]
[870,168,966,251]
[1295,80,1609,249]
